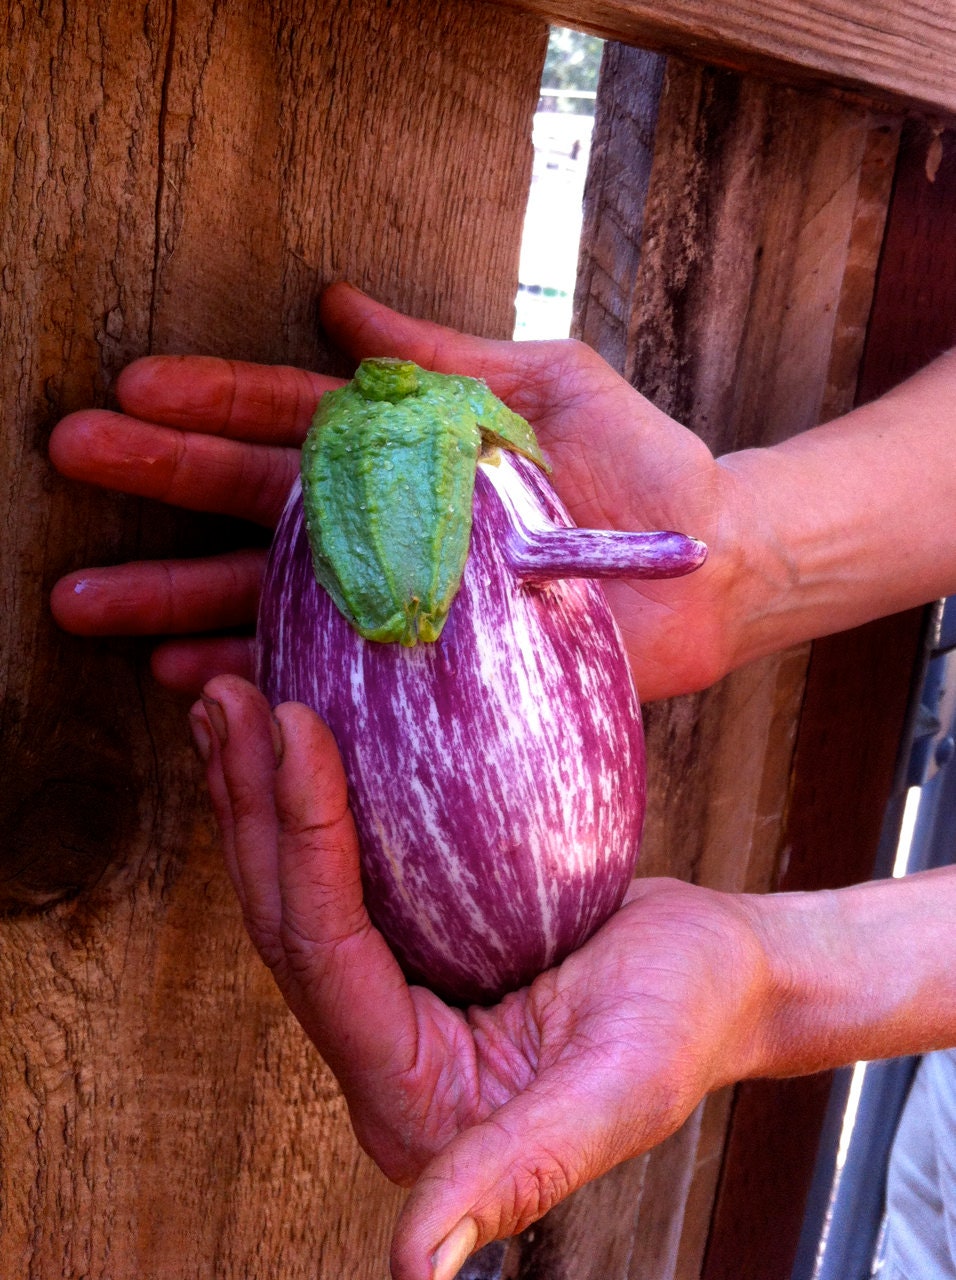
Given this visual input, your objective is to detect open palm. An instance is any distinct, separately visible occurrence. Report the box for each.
[197,675,766,1279]
[50,283,743,702]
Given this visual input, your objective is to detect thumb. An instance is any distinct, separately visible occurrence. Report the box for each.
[318,281,563,406]
[388,1074,642,1280]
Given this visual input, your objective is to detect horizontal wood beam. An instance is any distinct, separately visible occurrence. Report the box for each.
[501,0,956,119]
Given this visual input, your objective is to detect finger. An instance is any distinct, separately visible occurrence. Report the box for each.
[204,675,284,961]
[270,701,415,1084]
[50,550,266,636]
[189,698,243,906]
[318,285,708,489]
[49,412,299,525]
[151,636,256,695]
[114,354,338,445]
[319,282,591,420]
[390,1071,638,1280]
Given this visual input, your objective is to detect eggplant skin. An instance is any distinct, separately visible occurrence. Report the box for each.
[256,452,646,1006]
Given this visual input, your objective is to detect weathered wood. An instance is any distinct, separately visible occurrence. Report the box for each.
[500,0,956,119]
[701,625,925,1280]
[703,118,956,1280]
[858,120,956,393]
[0,1,547,1274]
[673,1089,735,1280]
[561,43,900,1279]
[577,45,899,881]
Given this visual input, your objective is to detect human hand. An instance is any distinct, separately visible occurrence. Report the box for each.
[192,674,773,1280]
[50,283,750,701]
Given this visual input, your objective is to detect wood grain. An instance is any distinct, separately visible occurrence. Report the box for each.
[0,1,547,1274]
[565,43,900,1279]
[703,118,956,1280]
[858,120,956,394]
[500,0,956,118]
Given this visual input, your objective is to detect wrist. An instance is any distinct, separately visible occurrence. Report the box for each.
[698,454,803,680]
[737,869,956,1080]
[713,446,836,673]
[714,351,956,669]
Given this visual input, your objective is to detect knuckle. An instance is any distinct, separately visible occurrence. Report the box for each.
[279,905,371,979]
[236,900,286,974]
[475,1146,575,1238]
[247,921,286,974]
[560,336,594,367]
[163,429,192,503]
[509,1155,573,1231]
[260,447,300,523]
[226,780,266,827]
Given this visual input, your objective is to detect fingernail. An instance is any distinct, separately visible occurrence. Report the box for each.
[430,1219,478,1280]
[202,694,228,747]
[269,713,284,767]
[189,709,212,763]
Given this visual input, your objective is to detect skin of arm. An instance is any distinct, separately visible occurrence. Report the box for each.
[721,349,956,669]
[47,284,956,1279]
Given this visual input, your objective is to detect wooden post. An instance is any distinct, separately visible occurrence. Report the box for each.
[702,115,956,1280]
[0,3,547,1274]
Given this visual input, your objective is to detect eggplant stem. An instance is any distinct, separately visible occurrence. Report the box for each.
[504,526,707,582]
[481,454,707,583]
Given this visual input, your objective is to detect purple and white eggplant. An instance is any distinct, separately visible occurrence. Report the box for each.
[256,360,705,1005]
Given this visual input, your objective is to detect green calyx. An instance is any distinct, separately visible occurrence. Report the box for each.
[300,357,548,646]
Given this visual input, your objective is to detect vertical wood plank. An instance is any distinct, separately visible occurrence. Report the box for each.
[573,44,667,372]
[0,2,548,1275]
[702,118,956,1280]
[576,49,899,896]
[857,120,956,398]
[550,43,900,1280]
[673,1089,735,1280]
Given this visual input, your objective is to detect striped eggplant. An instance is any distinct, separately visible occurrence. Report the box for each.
[255,360,706,1006]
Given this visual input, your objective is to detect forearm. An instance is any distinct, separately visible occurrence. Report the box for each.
[740,867,956,1079]
[721,349,956,667]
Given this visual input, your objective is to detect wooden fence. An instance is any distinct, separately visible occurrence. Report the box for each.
[3,2,955,1275]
